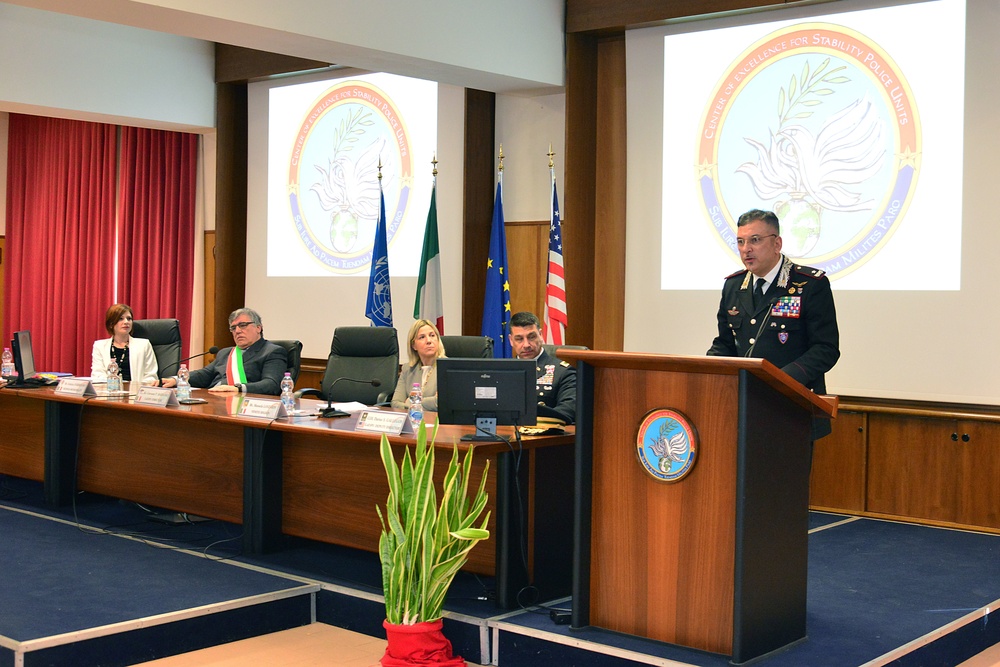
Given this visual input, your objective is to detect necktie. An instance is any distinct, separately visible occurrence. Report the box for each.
[753,277,765,309]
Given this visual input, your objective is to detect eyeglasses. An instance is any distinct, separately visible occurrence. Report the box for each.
[736,234,777,248]
[228,321,256,332]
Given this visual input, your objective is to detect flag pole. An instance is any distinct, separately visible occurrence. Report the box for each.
[481,144,512,357]
[414,154,445,334]
[543,144,567,346]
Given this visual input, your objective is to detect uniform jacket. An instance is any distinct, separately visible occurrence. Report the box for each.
[534,348,577,425]
[707,256,840,437]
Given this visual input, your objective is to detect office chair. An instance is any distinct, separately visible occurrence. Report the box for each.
[271,339,304,383]
[131,319,182,379]
[300,326,399,407]
[439,335,494,359]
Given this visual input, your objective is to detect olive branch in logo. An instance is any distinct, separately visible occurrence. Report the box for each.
[330,107,375,158]
[777,58,850,127]
[738,56,887,255]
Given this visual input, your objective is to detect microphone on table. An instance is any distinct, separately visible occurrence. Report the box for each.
[317,377,381,418]
[160,346,220,377]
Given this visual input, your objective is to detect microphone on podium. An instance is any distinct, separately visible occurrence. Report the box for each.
[317,377,382,418]
[160,346,220,377]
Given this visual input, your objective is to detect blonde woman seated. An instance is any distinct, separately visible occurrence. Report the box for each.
[91,304,159,386]
[391,319,446,412]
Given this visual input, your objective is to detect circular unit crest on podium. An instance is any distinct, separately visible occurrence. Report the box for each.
[635,408,698,482]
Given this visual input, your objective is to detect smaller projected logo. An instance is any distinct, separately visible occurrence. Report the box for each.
[697,23,921,278]
[636,409,698,482]
[288,81,413,274]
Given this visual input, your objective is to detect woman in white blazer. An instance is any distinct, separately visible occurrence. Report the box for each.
[91,304,159,386]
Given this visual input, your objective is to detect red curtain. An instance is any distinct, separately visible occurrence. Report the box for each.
[4,114,117,376]
[116,127,198,360]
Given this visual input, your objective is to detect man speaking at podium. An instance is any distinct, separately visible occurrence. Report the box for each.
[707,209,840,439]
[164,307,287,395]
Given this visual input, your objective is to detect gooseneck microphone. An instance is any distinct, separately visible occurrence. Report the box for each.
[160,346,220,377]
[318,377,381,418]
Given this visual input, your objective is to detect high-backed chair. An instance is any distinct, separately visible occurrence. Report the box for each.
[440,335,493,359]
[303,326,399,405]
[131,319,182,379]
[271,339,304,383]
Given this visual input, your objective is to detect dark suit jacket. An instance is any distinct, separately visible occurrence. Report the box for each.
[707,256,840,438]
[189,338,288,396]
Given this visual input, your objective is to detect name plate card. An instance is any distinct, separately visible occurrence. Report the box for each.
[238,397,288,419]
[135,386,180,407]
[56,378,96,396]
[355,410,407,435]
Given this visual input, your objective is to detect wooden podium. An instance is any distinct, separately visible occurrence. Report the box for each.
[559,350,838,664]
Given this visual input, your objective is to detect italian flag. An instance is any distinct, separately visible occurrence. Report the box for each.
[414,184,445,333]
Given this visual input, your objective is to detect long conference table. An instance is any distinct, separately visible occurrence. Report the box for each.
[0,384,575,608]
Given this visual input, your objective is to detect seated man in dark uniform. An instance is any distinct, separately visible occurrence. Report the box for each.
[164,307,287,396]
[508,311,576,425]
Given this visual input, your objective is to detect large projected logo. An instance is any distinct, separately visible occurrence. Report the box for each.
[697,24,921,278]
[287,81,413,273]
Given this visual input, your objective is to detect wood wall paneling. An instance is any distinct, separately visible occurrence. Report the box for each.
[215,44,331,84]
[958,420,1000,527]
[593,35,627,351]
[203,230,217,360]
[461,89,497,336]
[866,414,963,525]
[214,82,249,346]
[506,220,549,320]
[564,33,599,348]
[566,0,773,33]
[809,410,866,512]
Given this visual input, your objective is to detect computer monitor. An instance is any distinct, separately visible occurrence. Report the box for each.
[11,330,37,384]
[436,358,537,441]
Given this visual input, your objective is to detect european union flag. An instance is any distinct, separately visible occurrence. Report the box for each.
[481,181,512,358]
[366,181,393,328]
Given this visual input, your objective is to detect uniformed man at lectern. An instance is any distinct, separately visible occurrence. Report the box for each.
[707,208,840,439]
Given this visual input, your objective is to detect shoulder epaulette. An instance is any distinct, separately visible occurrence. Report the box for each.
[559,360,571,368]
[792,264,826,279]
[725,269,747,280]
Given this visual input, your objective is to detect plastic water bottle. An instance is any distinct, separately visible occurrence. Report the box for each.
[1,348,13,378]
[280,372,295,414]
[107,360,122,395]
[408,382,423,430]
[176,363,191,401]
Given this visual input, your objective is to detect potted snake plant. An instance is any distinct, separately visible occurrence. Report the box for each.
[376,420,491,666]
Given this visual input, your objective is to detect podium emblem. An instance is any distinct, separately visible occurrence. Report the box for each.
[636,409,698,482]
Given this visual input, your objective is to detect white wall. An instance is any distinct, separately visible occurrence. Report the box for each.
[0,3,215,130]
[3,0,565,94]
[496,93,566,221]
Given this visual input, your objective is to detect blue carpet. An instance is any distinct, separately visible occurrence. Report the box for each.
[0,506,303,641]
[3,474,999,666]
[495,514,1000,666]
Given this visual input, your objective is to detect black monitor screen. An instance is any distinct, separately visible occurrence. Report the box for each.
[12,330,36,381]
[437,358,537,438]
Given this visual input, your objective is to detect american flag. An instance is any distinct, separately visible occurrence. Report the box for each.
[542,176,567,345]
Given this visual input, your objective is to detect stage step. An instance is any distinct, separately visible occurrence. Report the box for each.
[132,623,487,667]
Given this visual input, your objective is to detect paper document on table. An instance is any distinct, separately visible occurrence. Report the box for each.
[330,401,369,414]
